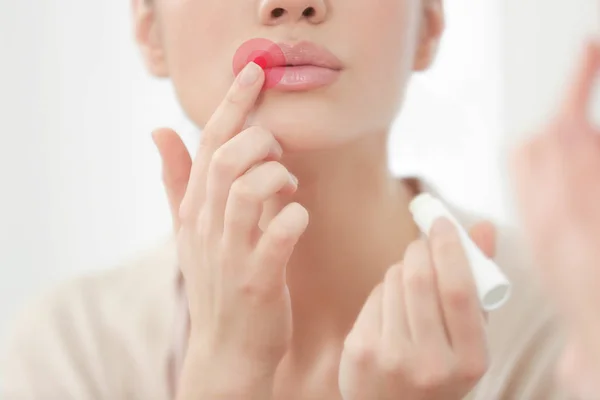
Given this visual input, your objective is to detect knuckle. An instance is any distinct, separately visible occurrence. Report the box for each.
[402,241,434,291]
[412,369,448,391]
[431,230,461,258]
[266,223,297,247]
[198,131,214,150]
[224,85,247,108]
[238,280,262,300]
[245,125,272,140]
[404,240,428,262]
[404,263,434,292]
[257,240,288,267]
[211,147,237,178]
[237,277,282,304]
[344,337,377,369]
[269,161,289,179]
[412,360,450,390]
[441,285,473,311]
[243,126,277,154]
[230,179,260,204]
[378,351,410,377]
[458,355,489,383]
[178,201,197,225]
[384,263,403,284]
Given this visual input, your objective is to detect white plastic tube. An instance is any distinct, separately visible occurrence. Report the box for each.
[409,193,511,311]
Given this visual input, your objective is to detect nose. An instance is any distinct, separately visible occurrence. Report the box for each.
[259,0,327,25]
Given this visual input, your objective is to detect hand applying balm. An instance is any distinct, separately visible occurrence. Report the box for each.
[409,193,512,311]
[232,38,286,89]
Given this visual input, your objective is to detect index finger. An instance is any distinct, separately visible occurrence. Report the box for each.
[563,39,600,118]
[180,61,265,219]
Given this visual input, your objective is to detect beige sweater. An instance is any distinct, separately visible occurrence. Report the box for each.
[0,200,573,399]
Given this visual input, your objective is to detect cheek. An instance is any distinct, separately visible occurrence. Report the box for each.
[343,0,421,122]
[354,0,419,68]
[159,1,249,127]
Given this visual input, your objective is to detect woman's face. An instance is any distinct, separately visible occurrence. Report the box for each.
[134,0,443,151]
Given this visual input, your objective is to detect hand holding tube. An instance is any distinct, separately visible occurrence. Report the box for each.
[409,194,511,311]
[339,218,496,400]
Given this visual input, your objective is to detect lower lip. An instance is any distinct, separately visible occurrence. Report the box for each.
[264,65,341,91]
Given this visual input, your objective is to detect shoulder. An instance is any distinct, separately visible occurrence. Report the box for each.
[1,236,178,400]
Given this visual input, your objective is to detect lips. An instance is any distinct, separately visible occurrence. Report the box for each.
[267,41,343,70]
[233,38,343,90]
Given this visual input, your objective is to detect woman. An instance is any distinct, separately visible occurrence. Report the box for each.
[513,38,600,399]
[1,0,569,399]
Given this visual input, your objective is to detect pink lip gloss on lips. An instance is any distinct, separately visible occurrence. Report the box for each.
[233,38,343,91]
[232,38,286,89]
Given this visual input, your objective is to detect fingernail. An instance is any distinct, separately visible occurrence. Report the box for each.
[238,62,261,86]
[289,172,299,186]
[431,217,454,235]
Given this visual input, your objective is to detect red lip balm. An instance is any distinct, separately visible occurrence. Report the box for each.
[232,38,286,89]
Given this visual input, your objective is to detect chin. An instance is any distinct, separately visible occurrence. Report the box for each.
[247,93,371,152]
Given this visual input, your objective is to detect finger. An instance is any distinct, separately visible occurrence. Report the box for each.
[402,240,447,347]
[223,161,298,250]
[351,283,384,337]
[205,126,283,237]
[340,283,383,399]
[468,221,496,259]
[510,139,541,226]
[564,39,600,119]
[381,263,411,350]
[152,128,192,232]
[252,202,309,287]
[511,137,564,244]
[429,218,486,358]
[179,62,265,222]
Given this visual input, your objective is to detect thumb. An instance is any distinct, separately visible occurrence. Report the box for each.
[469,220,496,259]
[152,128,192,232]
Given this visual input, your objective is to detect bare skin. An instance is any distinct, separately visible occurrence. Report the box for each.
[512,38,600,400]
[152,62,495,399]
[133,0,496,398]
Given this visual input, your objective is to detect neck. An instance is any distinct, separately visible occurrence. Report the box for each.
[261,131,420,357]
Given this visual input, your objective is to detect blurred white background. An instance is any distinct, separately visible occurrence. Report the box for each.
[0,0,597,344]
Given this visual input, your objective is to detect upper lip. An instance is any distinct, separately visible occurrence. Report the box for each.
[269,41,343,70]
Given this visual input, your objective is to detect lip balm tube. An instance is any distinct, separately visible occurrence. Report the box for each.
[409,193,511,311]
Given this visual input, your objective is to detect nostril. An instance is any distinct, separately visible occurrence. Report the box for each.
[302,7,315,17]
[271,8,285,18]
